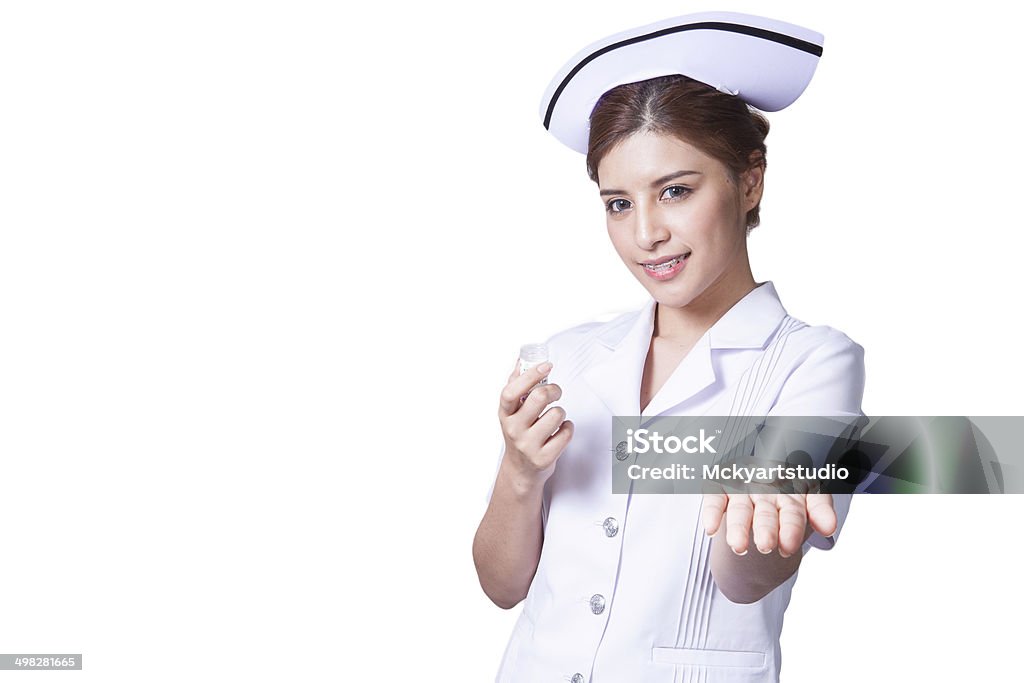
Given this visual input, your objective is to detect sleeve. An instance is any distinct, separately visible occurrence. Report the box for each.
[765,329,867,554]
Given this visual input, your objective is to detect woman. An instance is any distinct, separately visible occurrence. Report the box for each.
[474,12,865,683]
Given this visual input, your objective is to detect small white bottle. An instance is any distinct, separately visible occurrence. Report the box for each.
[519,343,549,385]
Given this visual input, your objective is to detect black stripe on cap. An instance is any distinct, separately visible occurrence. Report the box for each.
[543,21,824,130]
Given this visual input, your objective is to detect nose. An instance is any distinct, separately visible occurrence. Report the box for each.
[633,201,670,251]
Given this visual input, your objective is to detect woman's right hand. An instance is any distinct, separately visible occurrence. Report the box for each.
[497,359,574,492]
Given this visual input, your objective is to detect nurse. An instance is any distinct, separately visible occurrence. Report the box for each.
[474,11,866,683]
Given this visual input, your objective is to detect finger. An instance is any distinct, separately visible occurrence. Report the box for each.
[498,362,553,417]
[522,405,568,452]
[701,493,728,536]
[514,360,552,396]
[751,495,780,554]
[777,499,808,558]
[507,383,563,433]
[805,492,837,538]
[500,383,558,446]
[724,494,753,555]
[537,419,574,463]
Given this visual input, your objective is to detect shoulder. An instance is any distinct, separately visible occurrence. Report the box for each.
[771,318,866,366]
[767,317,867,415]
[542,305,643,372]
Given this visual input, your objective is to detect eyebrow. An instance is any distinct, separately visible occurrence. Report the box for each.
[599,170,702,197]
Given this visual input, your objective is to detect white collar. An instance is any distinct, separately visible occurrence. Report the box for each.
[584,281,790,418]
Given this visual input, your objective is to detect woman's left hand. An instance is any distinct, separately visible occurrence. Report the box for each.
[700,492,836,558]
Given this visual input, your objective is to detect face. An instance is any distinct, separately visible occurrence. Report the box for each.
[597,131,763,311]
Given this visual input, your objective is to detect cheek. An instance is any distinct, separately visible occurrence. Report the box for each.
[607,226,630,256]
[689,194,742,244]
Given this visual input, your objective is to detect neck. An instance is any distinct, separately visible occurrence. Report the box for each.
[653,268,757,343]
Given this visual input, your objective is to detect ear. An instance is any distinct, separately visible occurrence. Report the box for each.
[740,151,765,212]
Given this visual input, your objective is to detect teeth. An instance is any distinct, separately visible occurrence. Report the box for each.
[644,254,688,271]
[646,258,678,270]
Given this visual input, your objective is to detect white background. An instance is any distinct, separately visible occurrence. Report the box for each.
[1,1,1021,681]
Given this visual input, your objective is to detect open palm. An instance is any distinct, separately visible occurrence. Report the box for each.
[701,492,836,558]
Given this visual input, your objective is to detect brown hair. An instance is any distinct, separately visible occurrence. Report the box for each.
[586,74,770,230]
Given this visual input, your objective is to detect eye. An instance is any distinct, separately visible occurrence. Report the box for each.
[605,198,632,215]
[661,185,692,201]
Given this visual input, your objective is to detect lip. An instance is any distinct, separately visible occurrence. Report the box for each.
[639,252,690,281]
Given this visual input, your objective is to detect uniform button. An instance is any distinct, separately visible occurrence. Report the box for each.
[571,674,585,683]
[614,440,629,461]
[602,517,619,537]
[589,594,606,615]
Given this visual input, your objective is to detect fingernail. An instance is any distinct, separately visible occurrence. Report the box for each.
[538,362,552,373]
[757,545,772,555]
[732,547,748,556]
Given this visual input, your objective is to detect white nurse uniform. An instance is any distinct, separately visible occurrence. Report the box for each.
[486,280,866,683]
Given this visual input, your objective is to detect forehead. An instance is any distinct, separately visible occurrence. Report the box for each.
[598,131,721,185]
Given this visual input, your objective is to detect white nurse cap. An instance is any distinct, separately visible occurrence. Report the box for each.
[539,11,825,154]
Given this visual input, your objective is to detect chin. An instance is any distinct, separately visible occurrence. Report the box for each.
[644,283,701,310]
